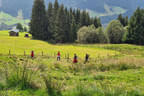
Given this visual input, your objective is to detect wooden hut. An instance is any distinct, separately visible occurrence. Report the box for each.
[9,29,19,36]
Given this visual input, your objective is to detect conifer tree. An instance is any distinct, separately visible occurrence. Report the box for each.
[75,9,81,25]
[117,14,128,27]
[47,2,54,40]
[55,4,67,43]
[80,10,87,26]
[124,16,128,26]
[30,0,48,40]
[127,8,144,45]
[70,16,77,42]
[64,8,70,42]
[30,0,103,43]
[93,17,102,28]
[54,0,59,15]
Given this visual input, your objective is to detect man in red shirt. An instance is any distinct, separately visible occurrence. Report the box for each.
[31,50,34,58]
[73,54,78,63]
[57,51,61,61]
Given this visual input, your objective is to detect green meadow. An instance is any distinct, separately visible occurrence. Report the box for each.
[0,31,117,58]
[0,30,144,96]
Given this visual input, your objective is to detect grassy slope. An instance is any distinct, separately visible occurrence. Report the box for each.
[88,4,127,17]
[0,31,117,58]
[0,31,144,96]
[0,12,29,26]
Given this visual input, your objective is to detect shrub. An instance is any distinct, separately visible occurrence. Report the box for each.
[77,25,109,44]
[106,20,125,44]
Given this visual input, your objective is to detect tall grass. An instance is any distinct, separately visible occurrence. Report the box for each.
[1,56,41,90]
[0,55,144,96]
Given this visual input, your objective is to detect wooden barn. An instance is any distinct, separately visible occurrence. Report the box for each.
[9,29,19,36]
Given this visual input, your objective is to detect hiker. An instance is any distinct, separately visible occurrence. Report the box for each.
[73,54,78,63]
[31,50,34,58]
[57,51,61,61]
[84,54,89,63]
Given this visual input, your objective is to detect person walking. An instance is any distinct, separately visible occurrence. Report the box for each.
[57,51,61,61]
[31,50,34,58]
[73,54,78,63]
[84,54,89,63]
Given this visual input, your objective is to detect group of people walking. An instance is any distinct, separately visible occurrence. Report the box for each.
[30,51,89,63]
[57,51,90,63]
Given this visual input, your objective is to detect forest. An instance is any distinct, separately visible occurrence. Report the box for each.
[30,0,144,45]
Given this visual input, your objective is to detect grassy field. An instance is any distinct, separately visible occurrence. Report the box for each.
[0,31,118,58]
[0,30,144,96]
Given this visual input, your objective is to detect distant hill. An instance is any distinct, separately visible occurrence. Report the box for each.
[0,0,144,24]
[0,11,29,30]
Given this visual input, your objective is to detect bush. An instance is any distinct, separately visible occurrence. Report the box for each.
[77,25,109,44]
[106,20,125,44]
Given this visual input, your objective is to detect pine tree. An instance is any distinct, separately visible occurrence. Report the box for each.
[75,9,81,25]
[30,0,48,40]
[54,0,59,15]
[30,0,102,43]
[64,7,70,42]
[127,8,144,45]
[80,10,87,26]
[70,16,77,42]
[93,17,102,28]
[117,14,128,27]
[55,4,67,43]
[124,16,128,26]
[85,12,90,26]
[47,2,54,40]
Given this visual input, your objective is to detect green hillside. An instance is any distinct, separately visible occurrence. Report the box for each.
[0,30,116,57]
[0,30,144,96]
[0,12,29,29]
[87,4,127,17]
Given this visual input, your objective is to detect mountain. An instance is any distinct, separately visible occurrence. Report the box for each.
[0,0,144,24]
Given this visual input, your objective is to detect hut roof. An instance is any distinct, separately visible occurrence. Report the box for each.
[10,29,19,33]
[10,26,19,33]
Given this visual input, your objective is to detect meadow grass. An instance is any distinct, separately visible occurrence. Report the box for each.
[0,30,144,96]
[0,31,118,58]
[0,55,144,96]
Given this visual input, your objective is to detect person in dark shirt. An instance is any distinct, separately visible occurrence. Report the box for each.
[84,54,89,63]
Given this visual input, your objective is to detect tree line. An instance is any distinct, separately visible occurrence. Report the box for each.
[77,7,144,45]
[29,0,144,45]
[29,0,101,43]
[16,23,27,32]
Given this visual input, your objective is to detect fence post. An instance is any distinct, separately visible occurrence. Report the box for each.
[24,51,26,56]
[42,51,43,56]
[67,54,70,62]
[65,54,67,59]
[9,49,11,55]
